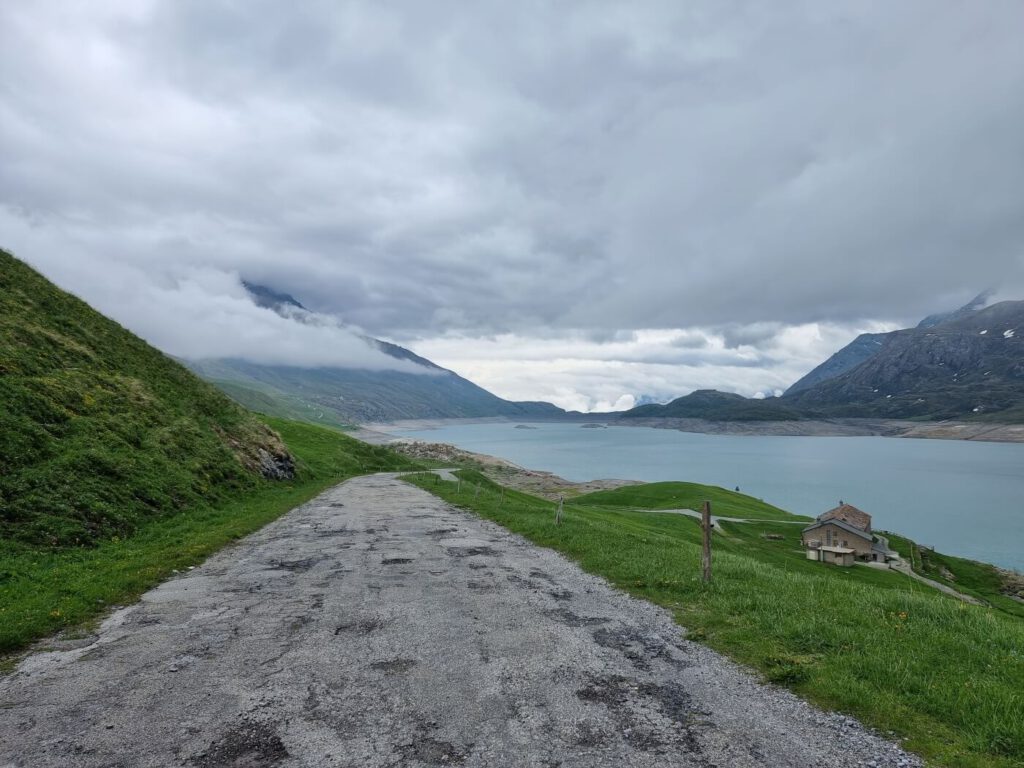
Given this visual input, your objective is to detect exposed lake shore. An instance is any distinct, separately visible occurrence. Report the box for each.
[354,415,1024,443]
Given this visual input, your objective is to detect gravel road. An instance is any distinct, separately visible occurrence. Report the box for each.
[0,475,920,767]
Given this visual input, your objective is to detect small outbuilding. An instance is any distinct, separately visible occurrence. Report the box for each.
[816,545,856,567]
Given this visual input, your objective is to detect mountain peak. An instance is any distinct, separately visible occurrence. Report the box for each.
[242,281,308,313]
[916,289,995,329]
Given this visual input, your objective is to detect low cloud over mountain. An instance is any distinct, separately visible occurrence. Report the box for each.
[3,2,1023,407]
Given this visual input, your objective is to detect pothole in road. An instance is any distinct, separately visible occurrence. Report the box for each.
[334,618,386,635]
[369,658,418,675]
[426,527,460,537]
[269,556,323,573]
[192,720,288,767]
[543,608,610,627]
[446,546,497,558]
[399,735,471,766]
[575,674,701,755]
[592,627,687,671]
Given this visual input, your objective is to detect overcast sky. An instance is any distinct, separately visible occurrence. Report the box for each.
[3,1,1023,410]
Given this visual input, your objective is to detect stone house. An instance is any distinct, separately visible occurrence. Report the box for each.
[802,503,897,564]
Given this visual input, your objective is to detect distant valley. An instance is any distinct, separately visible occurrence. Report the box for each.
[186,285,1024,433]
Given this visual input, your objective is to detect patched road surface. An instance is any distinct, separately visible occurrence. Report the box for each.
[0,475,920,767]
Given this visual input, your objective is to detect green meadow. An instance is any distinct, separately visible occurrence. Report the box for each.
[407,470,1024,768]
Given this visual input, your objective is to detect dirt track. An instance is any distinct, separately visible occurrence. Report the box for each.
[0,475,919,767]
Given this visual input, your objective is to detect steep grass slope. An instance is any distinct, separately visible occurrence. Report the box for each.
[0,249,292,548]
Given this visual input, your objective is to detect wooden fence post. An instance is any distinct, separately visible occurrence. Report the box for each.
[701,500,713,583]
[474,483,480,500]
[555,496,564,525]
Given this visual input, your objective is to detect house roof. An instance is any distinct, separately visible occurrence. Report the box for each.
[818,503,871,531]
[801,518,873,541]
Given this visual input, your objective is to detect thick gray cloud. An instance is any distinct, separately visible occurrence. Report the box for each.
[2,1,1023,404]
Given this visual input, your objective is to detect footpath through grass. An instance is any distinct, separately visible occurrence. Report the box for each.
[572,480,811,522]
[407,470,1024,768]
[0,418,419,657]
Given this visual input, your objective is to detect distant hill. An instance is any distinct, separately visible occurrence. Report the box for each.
[185,283,566,426]
[620,389,803,422]
[0,249,294,548]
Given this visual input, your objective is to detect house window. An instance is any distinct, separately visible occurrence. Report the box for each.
[842,540,848,547]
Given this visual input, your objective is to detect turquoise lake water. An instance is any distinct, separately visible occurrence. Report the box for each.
[396,422,1024,572]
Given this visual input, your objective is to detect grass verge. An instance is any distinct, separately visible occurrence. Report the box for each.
[0,417,418,656]
[407,469,1024,768]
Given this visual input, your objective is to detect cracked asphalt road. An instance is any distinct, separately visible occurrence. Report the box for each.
[0,475,920,767]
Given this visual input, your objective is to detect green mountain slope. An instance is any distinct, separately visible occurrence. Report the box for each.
[0,249,294,548]
[184,282,567,425]
[620,389,803,422]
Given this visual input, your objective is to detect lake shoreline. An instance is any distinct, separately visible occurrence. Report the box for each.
[361,420,1024,572]
[354,415,1024,443]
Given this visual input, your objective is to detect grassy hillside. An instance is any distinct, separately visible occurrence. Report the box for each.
[0,249,298,549]
[572,481,810,522]
[407,471,1024,767]
[0,417,421,655]
[186,354,566,426]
